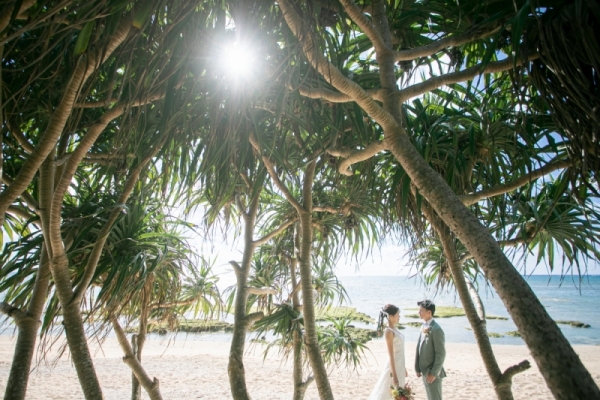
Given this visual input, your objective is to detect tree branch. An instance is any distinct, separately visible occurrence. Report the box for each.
[72,133,169,302]
[248,132,304,212]
[7,205,38,223]
[253,218,297,246]
[7,119,35,154]
[0,14,132,224]
[111,316,163,400]
[296,84,384,103]
[0,0,36,34]
[313,200,355,215]
[339,0,388,53]
[398,53,539,101]
[394,25,503,62]
[500,360,531,382]
[327,140,387,176]
[230,261,243,277]
[1,174,39,212]
[278,0,399,135]
[245,311,265,327]
[459,160,571,206]
[0,302,33,326]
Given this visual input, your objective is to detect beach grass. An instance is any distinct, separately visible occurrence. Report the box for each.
[506,331,521,337]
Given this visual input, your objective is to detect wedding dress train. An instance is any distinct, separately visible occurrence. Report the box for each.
[367,327,406,400]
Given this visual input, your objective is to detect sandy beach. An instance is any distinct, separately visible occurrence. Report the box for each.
[1,335,599,399]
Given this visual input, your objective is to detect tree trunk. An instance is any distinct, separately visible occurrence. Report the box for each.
[111,317,162,400]
[296,161,334,400]
[2,156,55,400]
[50,253,104,399]
[132,274,153,400]
[228,194,260,400]
[2,246,51,400]
[387,125,599,399]
[131,335,141,400]
[427,207,526,400]
[290,226,314,400]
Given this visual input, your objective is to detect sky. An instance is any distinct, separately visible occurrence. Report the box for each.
[189,223,600,292]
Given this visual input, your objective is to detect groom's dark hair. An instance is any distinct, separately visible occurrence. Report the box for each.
[417,299,436,316]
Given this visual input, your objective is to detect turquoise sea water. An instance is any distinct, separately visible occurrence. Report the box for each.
[338,274,600,345]
[2,275,598,345]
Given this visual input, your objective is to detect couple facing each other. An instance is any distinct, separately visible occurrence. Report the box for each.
[367,300,446,400]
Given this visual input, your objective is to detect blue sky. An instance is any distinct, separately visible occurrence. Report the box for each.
[191,231,600,293]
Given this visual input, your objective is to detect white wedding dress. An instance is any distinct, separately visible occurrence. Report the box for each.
[367,327,406,400]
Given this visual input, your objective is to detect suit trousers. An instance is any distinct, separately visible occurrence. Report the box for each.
[422,375,442,400]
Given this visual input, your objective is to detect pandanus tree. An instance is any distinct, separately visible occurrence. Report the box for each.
[378,72,598,399]
[251,211,372,400]
[246,145,379,400]
[247,93,383,398]
[0,1,225,397]
[90,202,222,400]
[272,0,600,397]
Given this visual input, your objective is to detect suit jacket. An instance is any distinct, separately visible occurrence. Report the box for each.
[415,319,446,378]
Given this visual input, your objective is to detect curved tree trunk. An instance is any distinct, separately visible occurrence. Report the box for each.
[386,118,599,400]
[250,132,333,399]
[2,155,54,400]
[426,206,528,399]
[2,246,51,400]
[45,129,167,399]
[228,194,260,400]
[111,317,162,400]
[296,161,334,400]
[372,0,598,394]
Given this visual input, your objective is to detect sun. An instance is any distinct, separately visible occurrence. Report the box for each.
[220,42,255,79]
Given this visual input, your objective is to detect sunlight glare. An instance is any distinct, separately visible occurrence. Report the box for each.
[221,42,255,79]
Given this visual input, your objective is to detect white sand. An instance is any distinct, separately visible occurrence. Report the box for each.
[1,335,599,399]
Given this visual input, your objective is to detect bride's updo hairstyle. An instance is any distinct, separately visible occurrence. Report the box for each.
[376,304,400,335]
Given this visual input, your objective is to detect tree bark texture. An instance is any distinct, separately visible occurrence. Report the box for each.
[2,157,55,400]
[132,275,154,400]
[228,194,260,400]
[111,317,162,400]
[296,161,334,400]
[427,208,525,400]
[2,246,51,400]
[290,230,314,400]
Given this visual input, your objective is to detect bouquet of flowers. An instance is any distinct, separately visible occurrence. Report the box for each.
[390,382,415,400]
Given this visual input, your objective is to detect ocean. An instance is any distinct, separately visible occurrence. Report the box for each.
[338,274,600,345]
[1,275,598,346]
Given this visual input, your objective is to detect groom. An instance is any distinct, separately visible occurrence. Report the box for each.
[415,300,446,400]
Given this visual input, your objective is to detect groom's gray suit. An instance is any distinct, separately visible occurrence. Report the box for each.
[415,320,446,400]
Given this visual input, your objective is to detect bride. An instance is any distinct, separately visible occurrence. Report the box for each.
[367,304,406,400]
